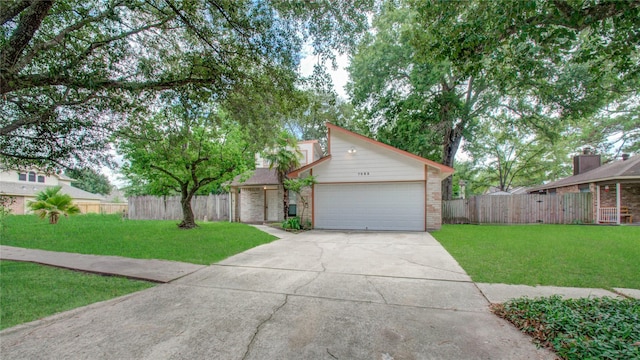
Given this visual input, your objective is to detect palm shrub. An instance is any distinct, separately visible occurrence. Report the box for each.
[28,186,81,224]
[262,131,302,219]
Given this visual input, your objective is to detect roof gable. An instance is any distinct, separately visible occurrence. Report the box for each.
[0,182,104,200]
[326,123,454,174]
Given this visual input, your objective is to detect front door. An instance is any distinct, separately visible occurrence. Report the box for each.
[265,189,279,222]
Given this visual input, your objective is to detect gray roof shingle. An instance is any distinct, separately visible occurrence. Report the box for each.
[529,155,640,192]
[229,168,280,187]
[0,182,105,201]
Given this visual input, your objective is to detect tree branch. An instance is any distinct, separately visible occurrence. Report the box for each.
[0,0,32,25]
[1,74,222,95]
[1,0,53,71]
[13,1,127,71]
[149,164,184,185]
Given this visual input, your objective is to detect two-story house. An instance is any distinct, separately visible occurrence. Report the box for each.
[0,169,104,214]
[230,123,455,231]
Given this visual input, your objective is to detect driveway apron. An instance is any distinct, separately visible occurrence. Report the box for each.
[0,231,555,359]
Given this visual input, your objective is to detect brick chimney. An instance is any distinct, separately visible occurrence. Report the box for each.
[573,148,601,175]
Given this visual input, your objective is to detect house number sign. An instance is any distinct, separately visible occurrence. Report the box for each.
[357,171,370,176]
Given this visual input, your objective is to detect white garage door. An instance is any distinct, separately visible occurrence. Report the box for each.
[315,183,425,231]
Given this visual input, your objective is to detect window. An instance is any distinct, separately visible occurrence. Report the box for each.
[37,175,45,183]
[547,189,556,194]
[18,173,27,181]
[28,171,36,182]
[578,184,590,193]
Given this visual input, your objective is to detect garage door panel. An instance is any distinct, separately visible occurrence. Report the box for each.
[315,183,424,231]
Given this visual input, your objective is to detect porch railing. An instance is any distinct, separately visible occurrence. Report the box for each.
[599,207,618,223]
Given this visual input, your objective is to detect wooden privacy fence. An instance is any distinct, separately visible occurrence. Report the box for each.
[128,194,229,221]
[76,203,128,215]
[443,193,593,224]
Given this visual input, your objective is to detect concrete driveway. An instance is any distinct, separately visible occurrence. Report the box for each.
[1,231,554,359]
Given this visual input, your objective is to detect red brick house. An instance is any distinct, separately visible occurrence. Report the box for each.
[528,153,639,224]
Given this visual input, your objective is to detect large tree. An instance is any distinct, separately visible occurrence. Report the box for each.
[349,0,639,199]
[409,0,640,151]
[65,167,112,195]
[464,116,573,194]
[284,89,360,149]
[348,2,497,199]
[118,95,254,229]
[1,0,372,169]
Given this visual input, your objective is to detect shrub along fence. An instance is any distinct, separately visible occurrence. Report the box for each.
[128,194,229,221]
[443,193,593,224]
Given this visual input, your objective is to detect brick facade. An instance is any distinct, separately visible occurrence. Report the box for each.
[553,183,639,223]
[426,166,443,230]
[599,183,639,217]
[238,186,285,223]
[239,187,264,223]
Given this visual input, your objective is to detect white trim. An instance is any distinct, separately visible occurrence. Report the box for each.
[596,184,601,224]
[616,182,621,225]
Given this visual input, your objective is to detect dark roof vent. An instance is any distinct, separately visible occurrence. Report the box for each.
[622,153,630,161]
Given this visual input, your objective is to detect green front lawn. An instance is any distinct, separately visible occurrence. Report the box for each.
[432,225,640,290]
[0,261,154,330]
[1,214,277,265]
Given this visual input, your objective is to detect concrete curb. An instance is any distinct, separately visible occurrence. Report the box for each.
[476,283,638,303]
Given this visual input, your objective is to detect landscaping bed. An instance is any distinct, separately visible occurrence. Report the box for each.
[492,296,640,360]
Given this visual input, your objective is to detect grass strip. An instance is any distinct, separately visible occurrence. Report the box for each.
[432,224,640,289]
[1,214,277,265]
[0,260,154,330]
[492,296,640,360]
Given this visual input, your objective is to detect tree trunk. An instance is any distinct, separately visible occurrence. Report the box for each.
[178,194,197,229]
[441,121,464,201]
[49,212,59,224]
[283,188,289,220]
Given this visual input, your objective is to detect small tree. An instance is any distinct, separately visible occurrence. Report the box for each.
[27,186,80,224]
[263,131,302,219]
[283,175,317,228]
[0,195,16,233]
[119,98,255,229]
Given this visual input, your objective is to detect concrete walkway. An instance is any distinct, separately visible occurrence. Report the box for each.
[0,229,629,359]
[0,245,204,283]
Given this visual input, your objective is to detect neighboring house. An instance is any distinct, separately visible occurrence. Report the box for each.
[229,140,323,223]
[0,169,104,214]
[527,153,640,224]
[103,186,128,204]
[287,123,454,231]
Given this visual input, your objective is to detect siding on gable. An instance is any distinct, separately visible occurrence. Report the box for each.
[315,132,425,183]
[0,170,60,185]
